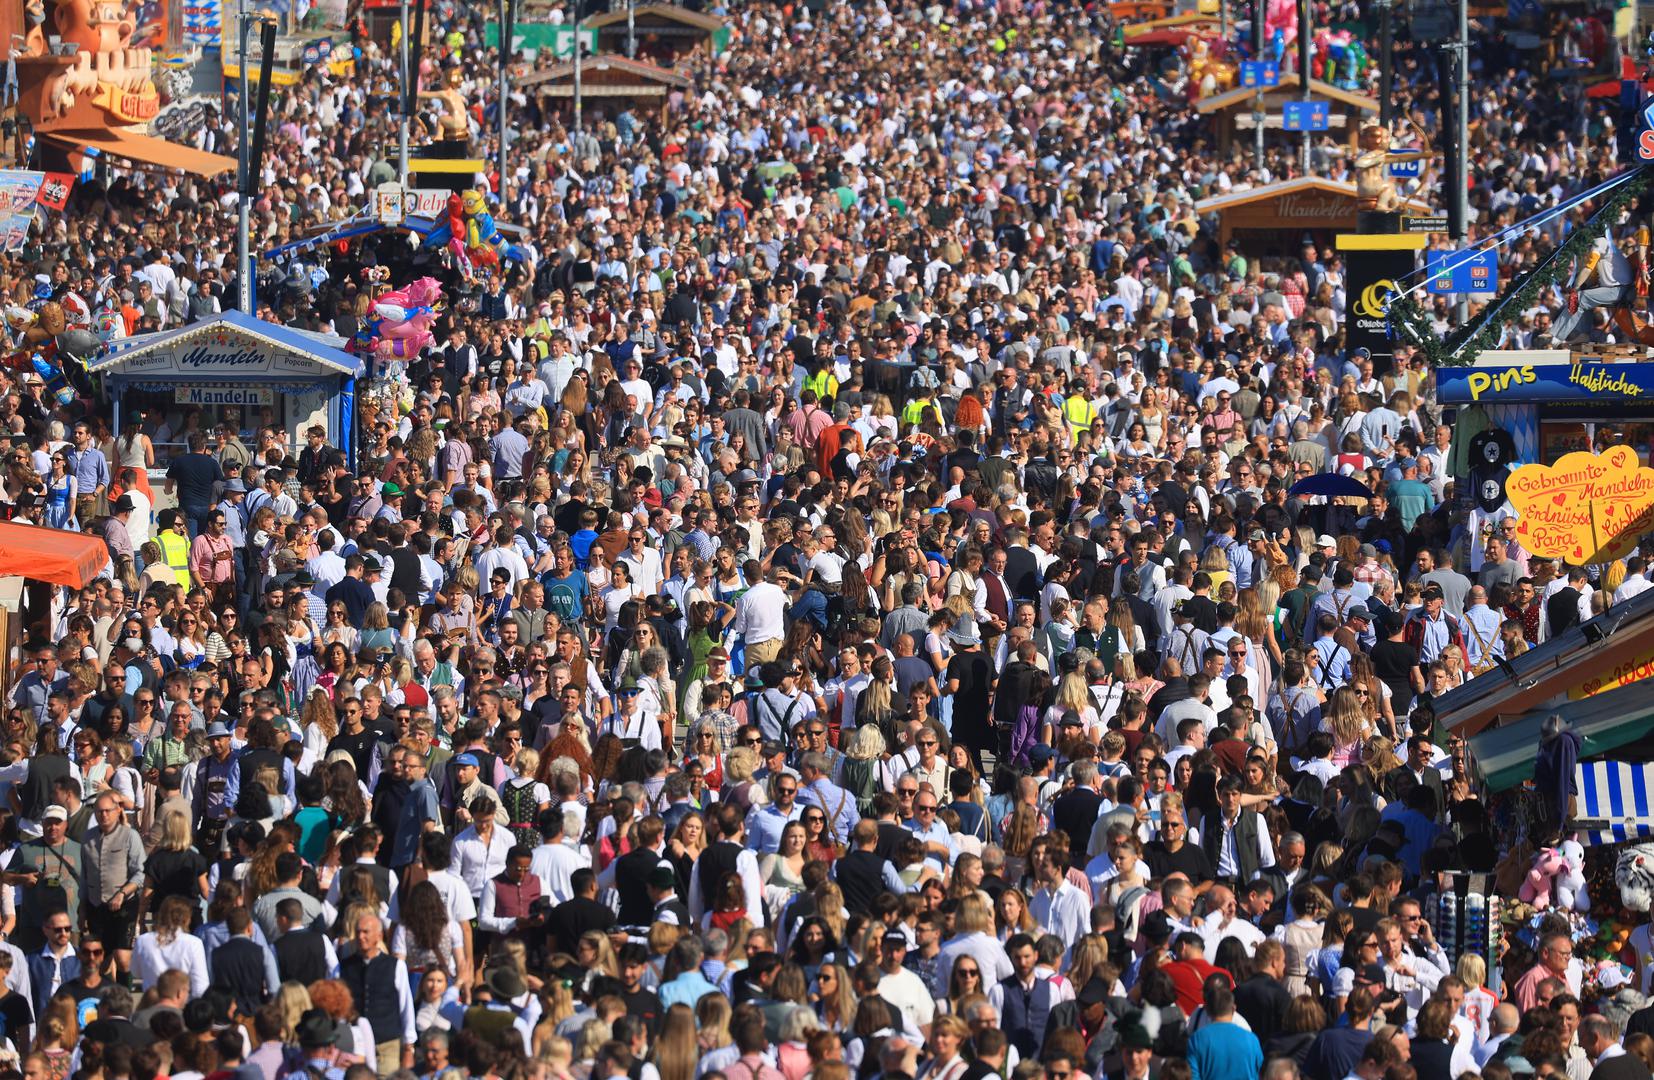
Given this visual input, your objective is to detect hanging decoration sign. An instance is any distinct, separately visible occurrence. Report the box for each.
[1507,445,1654,565]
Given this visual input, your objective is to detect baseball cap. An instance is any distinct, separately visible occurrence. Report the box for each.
[1316,534,1337,548]
[453,752,480,767]
[1029,744,1056,765]
[40,804,67,823]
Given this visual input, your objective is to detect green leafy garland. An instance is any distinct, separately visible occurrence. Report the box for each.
[1386,165,1654,368]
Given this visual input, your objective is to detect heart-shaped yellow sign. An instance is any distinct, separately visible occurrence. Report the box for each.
[1508,446,1654,565]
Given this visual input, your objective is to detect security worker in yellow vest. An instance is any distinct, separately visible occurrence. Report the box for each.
[804,362,839,404]
[157,508,192,589]
[902,392,944,431]
[1062,380,1097,446]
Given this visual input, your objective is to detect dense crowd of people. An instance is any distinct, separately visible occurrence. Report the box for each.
[0,0,1647,1080]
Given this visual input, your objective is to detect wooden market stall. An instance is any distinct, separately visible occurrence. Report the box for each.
[1195,72,1378,152]
[584,4,729,67]
[1193,177,1429,254]
[520,55,691,125]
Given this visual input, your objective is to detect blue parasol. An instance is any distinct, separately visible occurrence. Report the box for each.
[1289,473,1374,499]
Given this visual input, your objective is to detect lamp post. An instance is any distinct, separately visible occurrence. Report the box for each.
[237,0,252,314]
[398,0,410,181]
[1375,0,1394,125]
[572,17,584,132]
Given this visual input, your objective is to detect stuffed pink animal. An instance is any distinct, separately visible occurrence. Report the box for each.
[1265,0,1298,48]
[1520,846,1570,910]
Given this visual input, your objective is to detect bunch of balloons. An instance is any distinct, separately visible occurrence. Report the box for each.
[420,190,528,277]
[352,276,444,359]
[1311,28,1370,89]
[3,301,99,406]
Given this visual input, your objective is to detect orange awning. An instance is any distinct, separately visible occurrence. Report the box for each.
[41,129,237,178]
[0,522,109,588]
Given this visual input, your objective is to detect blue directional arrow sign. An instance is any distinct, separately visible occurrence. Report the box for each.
[1426,248,1499,295]
[1240,60,1279,88]
[1282,100,1330,131]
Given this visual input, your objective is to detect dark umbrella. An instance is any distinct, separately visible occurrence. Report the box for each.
[1289,474,1374,499]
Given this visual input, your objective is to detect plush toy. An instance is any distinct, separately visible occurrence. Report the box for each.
[1264,0,1297,58]
[1615,842,1654,911]
[1558,838,1592,913]
[352,275,445,360]
[1521,846,1570,910]
[419,191,471,272]
[1186,38,1237,98]
[461,189,528,268]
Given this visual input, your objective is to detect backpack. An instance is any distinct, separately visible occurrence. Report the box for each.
[502,779,540,847]
[840,756,879,818]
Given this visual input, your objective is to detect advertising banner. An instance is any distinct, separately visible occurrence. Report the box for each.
[1343,245,1416,364]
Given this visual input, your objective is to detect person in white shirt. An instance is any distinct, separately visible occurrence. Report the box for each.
[876,930,937,1034]
[1616,557,1654,605]
[1028,838,1089,953]
[731,568,789,663]
[531,810,588,903]
[452,808,514,903]
[618,530,666,595]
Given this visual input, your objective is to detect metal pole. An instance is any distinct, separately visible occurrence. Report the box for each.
[1219,0,1228,45]
[1377,0,1394,126]
[1455,0,1470,323]
[398,0,410,181]
[1252,0,1264,168]
[237,0,251,314]
[498,0,509,201]
[573,18,583,132]
[1299,0,1311,175]
[627,0,636,58]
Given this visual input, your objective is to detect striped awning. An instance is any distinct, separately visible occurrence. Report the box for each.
[1574,759,1654,844]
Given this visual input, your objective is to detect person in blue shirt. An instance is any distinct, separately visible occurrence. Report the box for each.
[1184,978,1263,1080]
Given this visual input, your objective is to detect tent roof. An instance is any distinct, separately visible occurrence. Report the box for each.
[583,4,726,31]
[1195,73,1379,115]
[92,309,363,378]
[1440,585,1654,737]
[0,522,108,588]
[40,129,237,178]
[518,54,692,88]
[1193,176,1431,216]
[1468,679,1654,792]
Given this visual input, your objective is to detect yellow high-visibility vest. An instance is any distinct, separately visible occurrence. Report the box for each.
[1063,394,1096,444]
[903,397,939,428]
[158,530,191,589]
[804,370,839,402]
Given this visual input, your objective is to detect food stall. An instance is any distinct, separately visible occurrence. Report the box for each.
[1436,349,1654,479]
[88,310,364,467]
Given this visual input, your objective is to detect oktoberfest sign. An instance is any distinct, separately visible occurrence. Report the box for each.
[1507,446,1654,565]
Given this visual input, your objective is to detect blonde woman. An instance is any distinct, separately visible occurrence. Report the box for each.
[1322,686,1371,768]
[696,990,739,1076]
[1440,644,1469,689]
[651,1004,699,1080]
[1042,671,1099,743]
